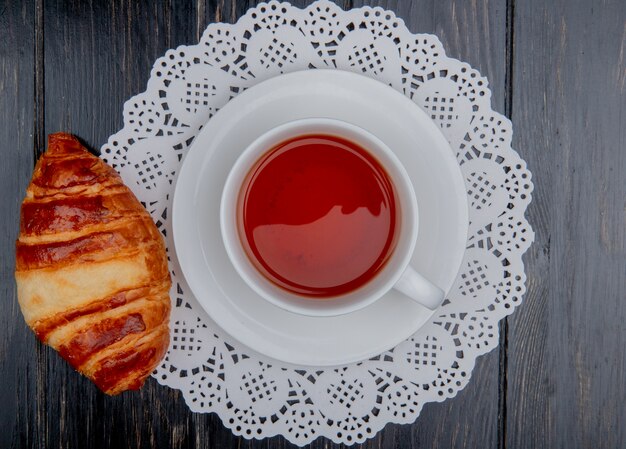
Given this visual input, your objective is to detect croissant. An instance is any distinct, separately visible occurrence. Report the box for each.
[15,133,171,395]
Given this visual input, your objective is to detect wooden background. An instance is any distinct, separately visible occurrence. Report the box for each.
[1,0,624,448]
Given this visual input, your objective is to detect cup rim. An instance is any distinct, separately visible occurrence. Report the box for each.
[220,117,419,316]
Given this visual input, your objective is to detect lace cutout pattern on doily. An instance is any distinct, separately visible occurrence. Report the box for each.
[101,1,534,445]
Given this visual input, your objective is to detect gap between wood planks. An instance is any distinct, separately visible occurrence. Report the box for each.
[498,0,516,448]
[33,0,44,159]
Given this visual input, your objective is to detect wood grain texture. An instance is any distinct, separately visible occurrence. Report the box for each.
[0,2,37,448]
[505,0,626,448]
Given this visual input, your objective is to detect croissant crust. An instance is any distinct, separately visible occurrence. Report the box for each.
[15,133,171,395]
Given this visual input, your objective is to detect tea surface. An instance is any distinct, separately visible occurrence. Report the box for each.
[238,134,398,298]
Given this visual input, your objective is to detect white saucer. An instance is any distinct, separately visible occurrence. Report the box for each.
[173,70,468,366]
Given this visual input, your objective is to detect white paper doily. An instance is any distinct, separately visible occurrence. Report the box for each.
[101,1,534,445]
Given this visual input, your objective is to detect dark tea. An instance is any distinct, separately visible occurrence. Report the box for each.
[237,134,399,298]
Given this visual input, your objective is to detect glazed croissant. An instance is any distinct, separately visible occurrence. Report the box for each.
[15,133,171,395]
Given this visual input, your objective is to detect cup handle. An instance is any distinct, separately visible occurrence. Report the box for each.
[393,266,445,310]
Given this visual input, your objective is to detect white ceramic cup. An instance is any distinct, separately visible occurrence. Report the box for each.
[220,118,444,317]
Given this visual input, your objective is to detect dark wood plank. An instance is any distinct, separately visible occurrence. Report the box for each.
[505,0,626,448]
[349,1,508,448]
[0,1,36,448]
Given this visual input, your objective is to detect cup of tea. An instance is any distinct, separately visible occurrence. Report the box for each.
[220,118,444,316]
